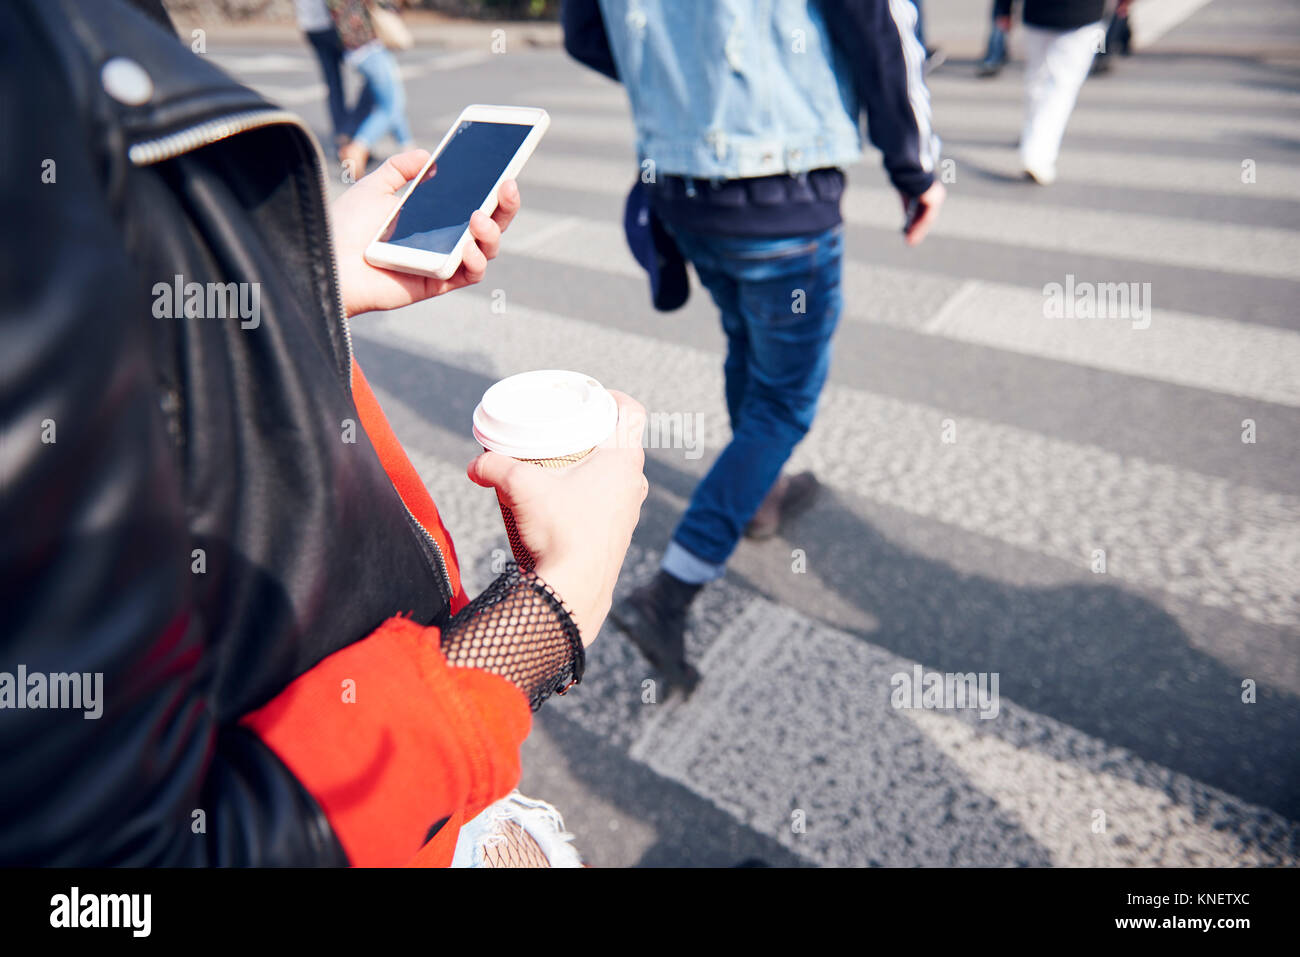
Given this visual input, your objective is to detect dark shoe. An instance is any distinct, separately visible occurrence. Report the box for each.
[745,471,822,541]
[1114,14,1132,55]
[609,571,702,695]
[976,58,1005,78]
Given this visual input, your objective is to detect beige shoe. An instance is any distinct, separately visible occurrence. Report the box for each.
[745,471,821,540]
[1023,164,1057,186]
[338,141,369,180]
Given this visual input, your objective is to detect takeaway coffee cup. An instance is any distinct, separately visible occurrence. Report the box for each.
[472,370,619,570]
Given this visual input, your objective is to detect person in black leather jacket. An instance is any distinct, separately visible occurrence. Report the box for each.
[0,0,648,866]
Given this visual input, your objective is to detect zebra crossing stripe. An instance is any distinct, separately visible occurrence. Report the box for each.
[358,300,1300,627]
[502,207,1300,407]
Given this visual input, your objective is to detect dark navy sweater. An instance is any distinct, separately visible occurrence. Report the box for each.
[995,0,1107,31]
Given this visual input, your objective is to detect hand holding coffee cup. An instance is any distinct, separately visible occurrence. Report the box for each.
[469,371,648,644]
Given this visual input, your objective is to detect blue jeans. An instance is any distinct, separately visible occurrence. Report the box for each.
[661,224,844,585]
[983,6,1008,66]
[305,29,375,142]
[351,45,413,150]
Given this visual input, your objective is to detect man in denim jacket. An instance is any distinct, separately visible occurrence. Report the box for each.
[564,0,945,691]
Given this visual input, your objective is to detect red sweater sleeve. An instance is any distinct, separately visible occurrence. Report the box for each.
[242,362,527,866]
[241,617,531,866]
[351,361,470,613]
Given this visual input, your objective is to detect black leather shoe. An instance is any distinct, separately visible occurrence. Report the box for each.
[609,572,702,696]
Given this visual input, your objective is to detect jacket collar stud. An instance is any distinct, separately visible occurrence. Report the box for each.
[101,57,154,106]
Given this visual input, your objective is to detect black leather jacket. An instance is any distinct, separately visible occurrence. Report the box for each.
[1,0,454,864]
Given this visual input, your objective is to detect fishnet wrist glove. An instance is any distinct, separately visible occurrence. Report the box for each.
[440,563,585,711]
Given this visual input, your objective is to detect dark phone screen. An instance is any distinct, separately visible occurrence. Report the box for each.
[384,120,532,255]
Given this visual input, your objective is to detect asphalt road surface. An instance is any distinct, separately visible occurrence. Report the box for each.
[209,0,1300,866]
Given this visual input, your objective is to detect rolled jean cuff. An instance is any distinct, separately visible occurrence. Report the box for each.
[662,540,726,585]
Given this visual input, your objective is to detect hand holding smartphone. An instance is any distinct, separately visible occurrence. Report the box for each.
[365,104,550,280]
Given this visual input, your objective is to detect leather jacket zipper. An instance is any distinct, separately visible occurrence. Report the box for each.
[128,109,455,602]
[127,109,354,374]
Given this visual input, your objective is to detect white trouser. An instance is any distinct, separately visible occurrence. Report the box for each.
[1020,22,1105,175]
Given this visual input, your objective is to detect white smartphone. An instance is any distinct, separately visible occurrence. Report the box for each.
[364,104,550,280]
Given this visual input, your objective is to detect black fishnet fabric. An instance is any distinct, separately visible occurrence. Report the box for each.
[440,564,585,711]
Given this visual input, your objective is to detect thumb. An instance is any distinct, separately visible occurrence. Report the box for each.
[366,149,431,194]
[467,450,519,491]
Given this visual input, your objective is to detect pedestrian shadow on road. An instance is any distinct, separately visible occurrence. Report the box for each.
[706,474,1300,826]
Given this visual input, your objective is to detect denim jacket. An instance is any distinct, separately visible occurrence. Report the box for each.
[570,0,938,196]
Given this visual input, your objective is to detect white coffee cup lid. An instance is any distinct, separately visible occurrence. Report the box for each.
[472,370,618,458]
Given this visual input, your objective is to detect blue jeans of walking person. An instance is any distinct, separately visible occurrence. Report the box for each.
[306,28,349,139]
[984,16,1008,67]
[982,1,1013,70]
[660,224,844,585]
[349,42,413,150]
[305,28,374,143]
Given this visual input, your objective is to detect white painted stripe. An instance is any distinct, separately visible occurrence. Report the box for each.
[505,208,638,277]
[515,152,641,200]
[523,80,1300,113]
[517,150,1300,280]
[515,100,1300,198]
[620,598,1300,867]
[921,278,983,333]
[929,98,1276,144]
[1130,0,1218,48]
[243,82,326,107]
[507,213,583,253]
[901,703,1292,866]
[842,257,964,331]
[503,207,1300,407]
[951,144,1300,200]
[358,298,1300,627]
[533,103,1282,152]
[509,86,637,112]
[214,51,490,108]
[841,185,1300,281]
[924,280,1300,406]
[420,50,492,72]
[208,53,314,74]
[929,75,1300,111]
